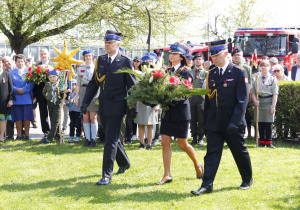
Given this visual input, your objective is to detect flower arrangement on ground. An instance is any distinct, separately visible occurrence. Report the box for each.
[23,65,54,85]
[116,62,210,112]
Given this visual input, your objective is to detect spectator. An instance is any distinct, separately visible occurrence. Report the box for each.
[251,60,278,148]
[10,54,34,140]
[186,54,194,68]
[278,58,288,77]
[66,79,82,143]
[245,58,250,66]
[262,55,269,61]
[291,53,300,81]
[269,57,278,75]
[273,64,290,81]
[33,49,51,139]
[189,53,207,146]
[0,57,14,142]
[40,70,69,143]
[75,50,98,147]
[2,56,14,139]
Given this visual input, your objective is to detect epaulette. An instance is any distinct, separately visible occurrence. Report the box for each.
[209,65,218,73]
[121,54,131,60]
[233,63,243,70]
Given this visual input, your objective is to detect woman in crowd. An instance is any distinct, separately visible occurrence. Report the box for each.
[155,42,203,185]
[273,64,290,81]
[134,55,159,150]
[75,50,98,147]
[251,60,278,148]
[10,54,34,140]
[0,58,14,142]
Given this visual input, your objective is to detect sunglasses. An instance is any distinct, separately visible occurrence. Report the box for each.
[273,70,280,73]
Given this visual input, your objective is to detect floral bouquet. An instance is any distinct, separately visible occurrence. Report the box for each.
[116,61,210,112]
[23,65,54,85]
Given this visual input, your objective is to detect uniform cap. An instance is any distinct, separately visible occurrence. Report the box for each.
[104,30,122,42]
[186,54,193,60]
[133,56,141,62]
[193,53,204,60]
[231,47,242,56]
[278,58,284,62]
[154,49,162,56]
[209,40,227,56]
[269,57,278,64]
[71,79,77,84]
[146,52,158,60]
[83,49,93,56]
[169,42,189,56]
[47,70,58,76]
[141,54,155,61]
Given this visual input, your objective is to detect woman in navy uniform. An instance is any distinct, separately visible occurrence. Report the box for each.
[81,30,136,185]
[155,42,203,185]
[191,40,252,196]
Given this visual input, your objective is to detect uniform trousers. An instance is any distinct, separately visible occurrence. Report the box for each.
[201,129,252,190]
[69,111,82,137]
[47,101,62,140]
[101,115,130,178]
[189,95,204,138]
[38,97,51,134]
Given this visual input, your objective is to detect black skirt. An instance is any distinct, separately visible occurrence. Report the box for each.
[160,120,189,139]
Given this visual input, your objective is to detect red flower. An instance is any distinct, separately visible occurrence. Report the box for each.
[169,76,180,85]
[46,69,50,73]
[27,72,32,77]
[184,79,193,89]
[152,70,165,78]
[28,67,32,72]
[37,68,41,74]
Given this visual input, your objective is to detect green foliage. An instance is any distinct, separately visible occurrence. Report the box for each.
[0,0,203,53]
[0,138,299,209]
[274,81,300,139]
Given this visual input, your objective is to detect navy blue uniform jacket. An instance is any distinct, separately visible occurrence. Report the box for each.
[203,62,249,131]
[82,52,136,116]
[162,66,193,122]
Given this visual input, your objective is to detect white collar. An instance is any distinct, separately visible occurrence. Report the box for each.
[108,51,119,63]
[172,63,181,72]
[217,60,229,75]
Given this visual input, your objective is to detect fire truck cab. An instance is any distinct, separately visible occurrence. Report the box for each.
[232,27,300,70]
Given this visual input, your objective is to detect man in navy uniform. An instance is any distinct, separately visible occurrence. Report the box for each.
[81,30,136,185]
[191,40,253,195]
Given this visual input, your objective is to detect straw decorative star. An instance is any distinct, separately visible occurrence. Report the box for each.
[50,40,83,70]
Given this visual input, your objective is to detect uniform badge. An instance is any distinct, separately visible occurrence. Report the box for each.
[117,59,120,62]
[213,82,215,86]
[245,77,248,84]
[3,78,5,83]
[81,70,85,72]
[223,83,227,87]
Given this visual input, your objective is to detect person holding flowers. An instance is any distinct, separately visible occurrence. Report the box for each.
[10,54,35,140]
[155,42,203,185]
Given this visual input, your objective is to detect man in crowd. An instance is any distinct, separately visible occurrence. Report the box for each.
[33,49,51,139]
[191,40,252,196]
[269,57,278,75]
[278,58,288,76]
[291,52,300,81]
[190,53,207,146]
[81,30,136,185]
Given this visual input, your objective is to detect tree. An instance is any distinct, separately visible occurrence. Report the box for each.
[0,0,203,54]
[201,0,270,41]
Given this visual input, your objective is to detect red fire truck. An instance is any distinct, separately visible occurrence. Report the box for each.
[231,27,300,70]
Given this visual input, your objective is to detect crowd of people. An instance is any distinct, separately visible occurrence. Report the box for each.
[0,29,299,194]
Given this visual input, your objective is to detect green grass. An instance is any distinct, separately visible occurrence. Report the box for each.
[0,138,299,209]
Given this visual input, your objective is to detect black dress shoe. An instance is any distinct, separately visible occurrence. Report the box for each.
[197,163,203,179]
[96,177,111,185]
[239,178,253,190]
[116,164,130,175]
[258,143,265,147]
[84,140,90,147]
[16,136,22,140]
[191,187,212,196]
[154,176,173,185]
[90,139,96,147]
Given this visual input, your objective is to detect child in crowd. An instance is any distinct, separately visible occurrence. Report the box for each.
[39,70,69,143]
[66,79,82,143]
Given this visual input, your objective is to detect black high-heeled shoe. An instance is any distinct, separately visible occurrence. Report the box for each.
[197,163,203,179]
[154,176,173,185]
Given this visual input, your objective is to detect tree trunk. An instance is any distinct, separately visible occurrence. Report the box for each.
[9,37,27,54]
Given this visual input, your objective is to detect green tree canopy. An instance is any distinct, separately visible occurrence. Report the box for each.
[0,0,202,54]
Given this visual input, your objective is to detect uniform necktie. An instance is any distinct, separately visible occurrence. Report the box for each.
[219,68,223,78]
[86,66,91,81]
[196,69,199,77]
[171,67,175,72]
[108,57,112,65]
[262,76,265,83]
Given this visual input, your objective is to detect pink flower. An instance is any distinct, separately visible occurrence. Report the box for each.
[184,79,193,89]
[27,72,32,77]
[169,76,180,85]
[46,69,49,73]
